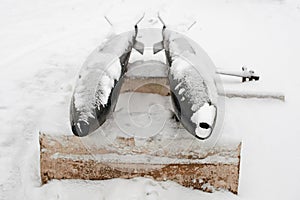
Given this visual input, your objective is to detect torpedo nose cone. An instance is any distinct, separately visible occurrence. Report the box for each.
[191,103,216,140]
[195,122,212,139]
[71,120,90,137]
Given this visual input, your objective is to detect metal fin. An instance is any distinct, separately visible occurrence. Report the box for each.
[153,41,164,54]
[133,40,144,55]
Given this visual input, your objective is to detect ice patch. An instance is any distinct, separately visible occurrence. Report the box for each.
[178,88,185,95]
[175,82,183,90]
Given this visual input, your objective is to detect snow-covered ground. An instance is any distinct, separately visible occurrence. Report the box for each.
[1,0,300,199]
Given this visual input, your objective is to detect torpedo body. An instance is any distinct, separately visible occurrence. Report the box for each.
[70,31,137,136]
[160,30,219,139]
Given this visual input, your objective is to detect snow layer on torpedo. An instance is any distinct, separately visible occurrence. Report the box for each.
[73,32,135,123]
[166,30,218,110]
[171,57,212,110]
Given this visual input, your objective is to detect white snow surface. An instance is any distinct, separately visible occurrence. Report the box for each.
[1,0,300,200]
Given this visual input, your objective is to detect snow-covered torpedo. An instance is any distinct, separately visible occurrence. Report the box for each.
[70,22,144,136]
[154,23,219,140]
[70,16,259,139]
